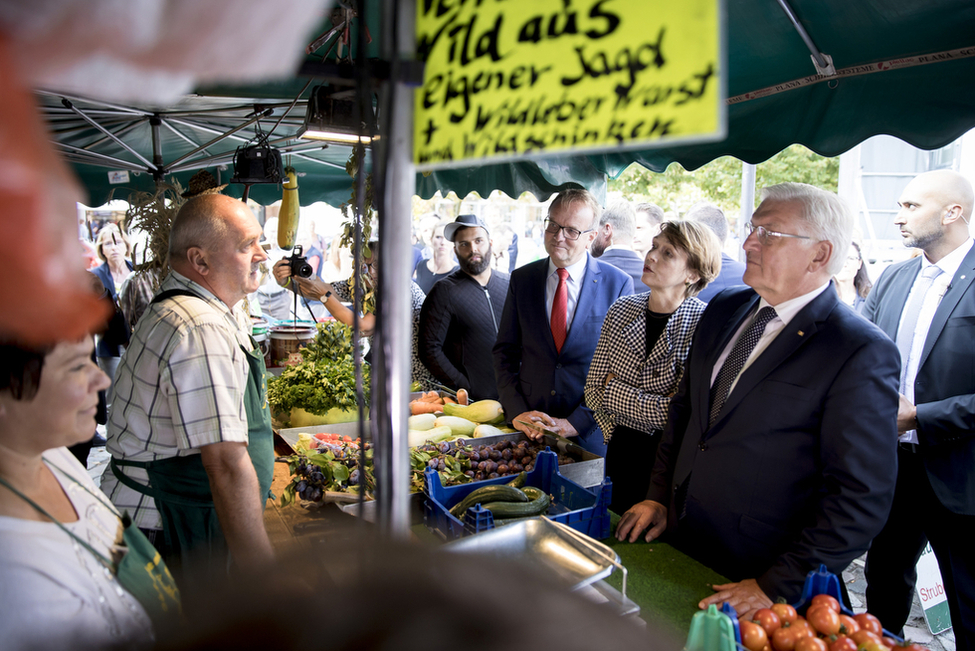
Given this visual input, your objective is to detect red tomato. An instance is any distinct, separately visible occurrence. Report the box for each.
[795,636,829,651]
[882,637,900,649]
[772,603,799,623]
[837,614,859,635]
[772,625,802,651]
[829,636,858,651]
[853,613,883,636]
[343,435,352,442]
[314,433,328,441]
[754,608,783,637]
[810,594,841,613]
[740,619,770,651]
[807,606,841,636]
[850,630,882,647]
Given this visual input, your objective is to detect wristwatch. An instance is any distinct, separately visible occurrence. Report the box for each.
[320,291,332,303]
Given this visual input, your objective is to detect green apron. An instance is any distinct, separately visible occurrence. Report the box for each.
[0,462,182,630]
[110,289,274,581]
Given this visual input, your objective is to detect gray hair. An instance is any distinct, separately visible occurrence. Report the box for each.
[549,188,601,231]
[684,202,728,243]
[599,201,636,243]
[760,183,853,276]
[634,202,664,225]
[169,195,233,262]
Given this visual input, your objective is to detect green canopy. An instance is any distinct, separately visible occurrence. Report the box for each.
[41,0,975,207]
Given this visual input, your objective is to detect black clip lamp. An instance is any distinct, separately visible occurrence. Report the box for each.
[298,85,377,144]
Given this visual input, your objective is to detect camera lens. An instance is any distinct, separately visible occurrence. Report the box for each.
[296,261,313,278]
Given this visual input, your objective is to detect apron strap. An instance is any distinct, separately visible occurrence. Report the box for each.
[151,288,204,305]
[110,458,216,508]
[0,471,115,570]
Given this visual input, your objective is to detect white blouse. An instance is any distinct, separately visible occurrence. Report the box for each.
[0,447,154,651]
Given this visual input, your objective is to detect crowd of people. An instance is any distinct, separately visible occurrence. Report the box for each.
[2,170,973,650]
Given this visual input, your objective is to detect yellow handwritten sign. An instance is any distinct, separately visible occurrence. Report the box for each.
[414,0,723,168]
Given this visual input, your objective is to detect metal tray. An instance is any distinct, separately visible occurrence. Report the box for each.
[442,516,626,594]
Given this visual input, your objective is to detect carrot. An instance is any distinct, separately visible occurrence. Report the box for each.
[420,393,441,403]
[456,388,469,406]
[443,395,457,404]
[410,401,442,415]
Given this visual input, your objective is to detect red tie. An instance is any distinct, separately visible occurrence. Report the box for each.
[551,268,569,353]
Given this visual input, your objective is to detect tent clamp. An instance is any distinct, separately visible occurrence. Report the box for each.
[811,52,836,77]
[775,0,836,77]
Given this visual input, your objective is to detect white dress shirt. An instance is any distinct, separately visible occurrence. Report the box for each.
[545,255,589,333]
[899,238,974,443]
[710,281,832,392]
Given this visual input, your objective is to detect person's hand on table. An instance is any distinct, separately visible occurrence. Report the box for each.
[699,578,772,621]
[616,500,668,542]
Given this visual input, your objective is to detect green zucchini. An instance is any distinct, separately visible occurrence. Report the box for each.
[448,484,529,518]
[506,471,528,488]
[481,490,551,518]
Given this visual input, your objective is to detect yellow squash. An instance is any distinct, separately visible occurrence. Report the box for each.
[277,166,300,250]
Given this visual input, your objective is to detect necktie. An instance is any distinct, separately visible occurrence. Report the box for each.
[896,265,943,393]
[709,306,777,427]
[551,268,569,353]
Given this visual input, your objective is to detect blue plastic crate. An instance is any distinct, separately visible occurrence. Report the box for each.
[792,564,902,642]
[423,448,612,541]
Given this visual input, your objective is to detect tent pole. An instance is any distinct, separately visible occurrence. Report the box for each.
[61,99,158,171]
[774,0,833,74]
[166,108,274,170]
[739,162,756,262]
[372,0,415,539]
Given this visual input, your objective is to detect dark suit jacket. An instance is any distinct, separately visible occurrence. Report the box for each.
[695,253,746,303]
[493,254,633,456]
[862,247,975,515]
[90,261,133,357]
[597,248,649,293]
[647,285,900,601]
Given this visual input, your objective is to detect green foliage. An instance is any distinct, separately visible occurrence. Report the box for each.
[609,145,839,220]
[266,321,370,416]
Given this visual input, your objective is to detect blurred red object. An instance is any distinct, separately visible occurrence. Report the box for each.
[0,34,109,345]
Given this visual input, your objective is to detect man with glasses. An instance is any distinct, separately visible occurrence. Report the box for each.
[862,170,975,648]
[493,188,633,456]
[616,183,900,618]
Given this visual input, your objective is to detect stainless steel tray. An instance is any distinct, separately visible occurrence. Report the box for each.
[442,516,627,595]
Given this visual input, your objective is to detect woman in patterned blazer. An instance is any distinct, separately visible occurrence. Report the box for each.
[585,220,722,514]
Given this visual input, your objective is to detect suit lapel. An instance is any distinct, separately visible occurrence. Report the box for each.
[696,293,760,434]
[565,254,601,349]
[883,258,921,338]
[706,286,836,437]
[526,259,559,354]
[919,246,975,369]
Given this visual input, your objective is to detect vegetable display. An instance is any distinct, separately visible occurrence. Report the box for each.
[737,595,931,651]
[266,321,370,421]
[279,432,373,506]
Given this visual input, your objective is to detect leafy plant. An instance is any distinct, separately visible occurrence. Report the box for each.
[266,321,370,416]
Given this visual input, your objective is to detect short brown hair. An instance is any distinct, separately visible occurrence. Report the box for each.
[657,220,723,298]
[548,188,601,231]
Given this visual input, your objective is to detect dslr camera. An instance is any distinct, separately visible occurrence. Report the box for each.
[286,245,313,279]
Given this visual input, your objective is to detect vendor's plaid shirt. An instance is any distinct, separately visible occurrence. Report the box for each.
[583,293,707,443]
[101,272,254,530]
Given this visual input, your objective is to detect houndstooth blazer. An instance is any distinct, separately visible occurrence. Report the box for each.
[584,292,707,443]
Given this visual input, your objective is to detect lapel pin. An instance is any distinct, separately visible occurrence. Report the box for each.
[797,330,804,336]
[961,275,966,280]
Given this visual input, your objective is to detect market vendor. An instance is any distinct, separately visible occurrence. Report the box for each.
[272,239,438,390]
[0,335,180,650]
[617,183,900,618]
[102,194,276,588]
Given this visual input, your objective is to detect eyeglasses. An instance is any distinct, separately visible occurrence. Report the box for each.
[745,222,811,245]
[544,218,592,241]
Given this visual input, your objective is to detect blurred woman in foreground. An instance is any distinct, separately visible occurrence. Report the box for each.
[0,335,179,650]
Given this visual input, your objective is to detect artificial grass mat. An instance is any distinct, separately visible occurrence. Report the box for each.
[602,512,729,635]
